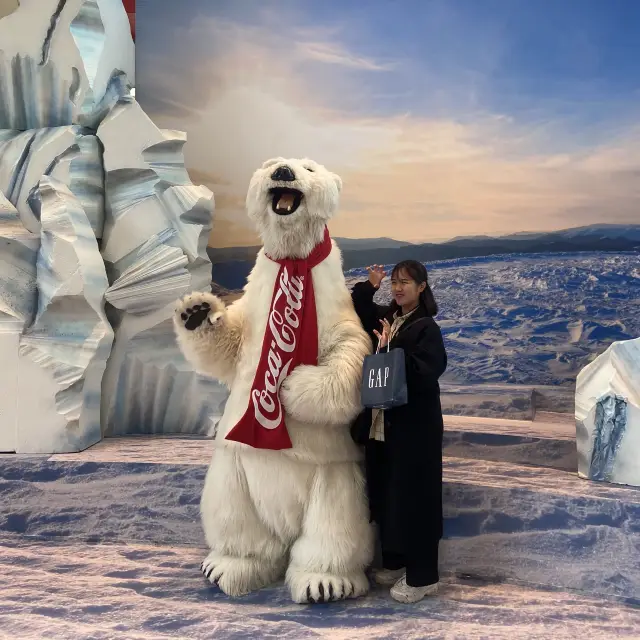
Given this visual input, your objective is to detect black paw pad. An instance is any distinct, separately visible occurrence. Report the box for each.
[182,305,211,331]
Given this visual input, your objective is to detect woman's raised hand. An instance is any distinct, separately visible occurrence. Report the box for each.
[373,318,391,349]
[367,264,387,289]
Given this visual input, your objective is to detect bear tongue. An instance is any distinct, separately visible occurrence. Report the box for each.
[276,193,296,211]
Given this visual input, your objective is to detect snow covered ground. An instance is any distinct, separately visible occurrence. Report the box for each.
[1,537,639,640]
[345,251,640,387]
[2,436,639,605]
[2,425,640,638]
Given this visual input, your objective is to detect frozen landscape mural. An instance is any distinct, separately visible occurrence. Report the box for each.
[2,4,640,637]
[136,0,640,416]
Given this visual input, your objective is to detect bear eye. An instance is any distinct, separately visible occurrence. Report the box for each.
[305,167,314,172]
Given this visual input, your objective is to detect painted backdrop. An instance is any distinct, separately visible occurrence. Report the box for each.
[135,0,640,417]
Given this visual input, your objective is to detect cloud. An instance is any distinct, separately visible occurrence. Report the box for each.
[331,117,640,241]
[138,13,640,247]
[295,41,395,71]
[138,14,401,121]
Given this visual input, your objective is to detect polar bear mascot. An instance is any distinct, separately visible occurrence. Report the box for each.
[173,157,374,604]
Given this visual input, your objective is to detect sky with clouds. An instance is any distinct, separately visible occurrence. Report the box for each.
[136,0,640,247]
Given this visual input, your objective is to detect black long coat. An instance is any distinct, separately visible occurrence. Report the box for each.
[351,280,448,555]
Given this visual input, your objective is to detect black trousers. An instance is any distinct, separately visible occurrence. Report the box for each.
[382,542,440,587]
[366,440,442,588]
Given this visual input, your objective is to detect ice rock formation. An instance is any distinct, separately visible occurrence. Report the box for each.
[0,0,134,129]
[0,190,39,452]
[0,190,39,326]
[0,127,104,236]
[0,0,221,451]
[576,337,640,487]
[16,177,113,453]
[98,100,225,437]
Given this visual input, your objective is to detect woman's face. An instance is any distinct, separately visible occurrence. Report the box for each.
[391,268,425,308]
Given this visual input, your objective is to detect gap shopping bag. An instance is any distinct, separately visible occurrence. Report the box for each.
[360,341,408,410]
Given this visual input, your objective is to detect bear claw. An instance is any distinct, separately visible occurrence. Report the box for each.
[303,578,351,604]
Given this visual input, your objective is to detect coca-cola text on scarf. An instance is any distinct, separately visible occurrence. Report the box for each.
[225,228,333,449]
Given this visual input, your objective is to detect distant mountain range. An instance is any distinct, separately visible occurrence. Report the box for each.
[449,224,640,245]
[208,224,640,290]
[333,237,412,250]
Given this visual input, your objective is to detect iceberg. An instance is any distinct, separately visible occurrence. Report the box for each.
[0,189,39,325]
[0,0,220,452]
[0,189,39,453]
[98,100,225,437]
[0,126,104,236]
[0,0,134,129]
[17,176,113,453]
[576,337,640,487]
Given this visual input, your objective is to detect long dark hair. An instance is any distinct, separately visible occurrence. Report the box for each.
[389,260,438,317]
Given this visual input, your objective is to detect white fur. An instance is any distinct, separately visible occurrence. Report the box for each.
[174,158,373,604]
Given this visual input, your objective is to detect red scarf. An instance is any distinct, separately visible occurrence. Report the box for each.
[225,228,333,450]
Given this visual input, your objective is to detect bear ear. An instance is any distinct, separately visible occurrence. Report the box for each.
[332,173,343,192]
[261,157,285,170]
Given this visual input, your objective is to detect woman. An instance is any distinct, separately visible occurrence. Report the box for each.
[351,260,447,604]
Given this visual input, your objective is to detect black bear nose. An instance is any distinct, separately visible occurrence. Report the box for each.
[271,165,296,181]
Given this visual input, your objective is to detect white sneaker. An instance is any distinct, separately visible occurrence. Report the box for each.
[390,575,438,603]
[372,567,406,586]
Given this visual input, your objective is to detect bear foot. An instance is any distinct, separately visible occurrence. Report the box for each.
[201,552,284,597]
[175,292,224,331]
[286,568,369,604]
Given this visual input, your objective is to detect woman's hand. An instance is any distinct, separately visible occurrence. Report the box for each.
[367,265,387,289]
[373,318,391,349]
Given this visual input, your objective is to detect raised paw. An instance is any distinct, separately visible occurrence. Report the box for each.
[287,569,369,605]
[175,292,224,332]
[181,303,209,330]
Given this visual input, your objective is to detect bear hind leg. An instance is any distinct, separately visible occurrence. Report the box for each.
[200,447,287,596]
[286,462,374,604]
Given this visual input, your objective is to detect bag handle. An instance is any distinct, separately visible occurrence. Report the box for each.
[375,334,391,355]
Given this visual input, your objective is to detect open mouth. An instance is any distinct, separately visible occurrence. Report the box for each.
[270,188,303,216]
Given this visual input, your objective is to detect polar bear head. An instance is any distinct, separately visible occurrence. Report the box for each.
[246,157,342,260]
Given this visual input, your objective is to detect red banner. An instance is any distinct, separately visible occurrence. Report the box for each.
[122,0,135,40]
